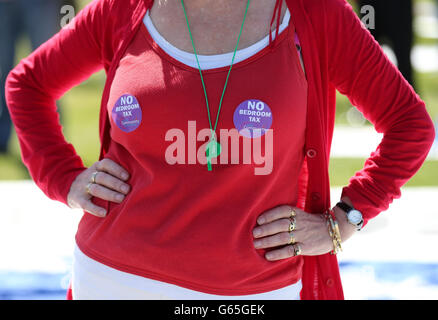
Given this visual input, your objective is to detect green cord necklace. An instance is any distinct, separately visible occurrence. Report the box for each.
[180,0,251,171]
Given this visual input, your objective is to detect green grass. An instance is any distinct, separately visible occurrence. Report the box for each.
[0,150,30,180]
[329,158,438,187]
[60,73,104,167]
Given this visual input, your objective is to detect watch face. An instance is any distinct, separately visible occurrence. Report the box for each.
[348,210,363,225]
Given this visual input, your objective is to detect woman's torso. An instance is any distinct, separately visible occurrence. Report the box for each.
[74,0,308,295]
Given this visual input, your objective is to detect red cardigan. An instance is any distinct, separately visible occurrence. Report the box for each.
[5,0,435,300]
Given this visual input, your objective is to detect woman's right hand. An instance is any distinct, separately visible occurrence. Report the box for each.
[67,158,131,217]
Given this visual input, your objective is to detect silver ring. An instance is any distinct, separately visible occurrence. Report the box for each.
[91,171,99,184]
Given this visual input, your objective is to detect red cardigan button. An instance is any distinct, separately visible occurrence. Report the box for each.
[326,278,334,287]
[311,192,321,201]
[306,148,317,158]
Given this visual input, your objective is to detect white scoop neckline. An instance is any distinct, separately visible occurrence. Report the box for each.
[143,8,291,70]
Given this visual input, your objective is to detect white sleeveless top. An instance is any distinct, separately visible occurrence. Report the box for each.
[144,8,292,70]
[71,8,303,300]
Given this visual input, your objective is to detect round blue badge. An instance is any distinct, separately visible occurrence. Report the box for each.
[111,94,142,133]
[233,99,273,138]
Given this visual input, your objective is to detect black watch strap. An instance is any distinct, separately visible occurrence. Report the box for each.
[336,201,353,213]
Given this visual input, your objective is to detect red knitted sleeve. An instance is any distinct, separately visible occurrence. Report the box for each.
[326,0,435,225]
[5,0,113,206]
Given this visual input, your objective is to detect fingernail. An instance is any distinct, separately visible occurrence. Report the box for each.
[116,194,124,202]
[122,172,129,180]
[121,185,129,193]
[258,217,265,224]
[253,229,261,237]
[253,240,261,248]
[265,253,273,260]
[99,209,107,217]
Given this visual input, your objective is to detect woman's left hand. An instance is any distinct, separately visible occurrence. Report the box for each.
[252,204,357,261]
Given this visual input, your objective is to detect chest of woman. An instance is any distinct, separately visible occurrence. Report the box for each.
[106,19,307,177]
[148,0,289,55]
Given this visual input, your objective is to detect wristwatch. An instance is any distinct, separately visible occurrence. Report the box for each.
[335,201,364,231]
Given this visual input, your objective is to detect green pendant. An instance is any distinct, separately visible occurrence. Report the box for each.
[206,140,221,171]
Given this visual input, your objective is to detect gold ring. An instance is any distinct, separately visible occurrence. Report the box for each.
[293,244,302,256]
[85,182,94,195]
[289,208,296,218]
[91,171,99,184]
[288,231,296,244]
[288,218,296,232]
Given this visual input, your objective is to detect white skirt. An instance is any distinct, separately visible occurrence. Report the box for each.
[71,244,302,300]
